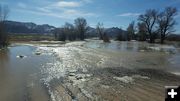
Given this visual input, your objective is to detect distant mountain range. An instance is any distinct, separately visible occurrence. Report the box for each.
[5,20,180,40]
[5,21,56,35]
[5,20,127,38]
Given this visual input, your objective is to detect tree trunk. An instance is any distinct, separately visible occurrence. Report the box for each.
[149,36,155,43]
[161,39,164,44]
[80,32,84,40]
[161,34,165,44]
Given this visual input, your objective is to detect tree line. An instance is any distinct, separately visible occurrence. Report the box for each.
[117,7,178,44]
[54,7,178,44]
[54,18,88,41]
[54,18,110,42]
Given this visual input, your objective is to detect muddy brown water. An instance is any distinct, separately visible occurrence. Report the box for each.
[0,41,180,101]
[84,40,180,72]
[0,45,52,101]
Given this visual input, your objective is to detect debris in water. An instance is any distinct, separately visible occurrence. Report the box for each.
[132,75,150,79]
[113,75,150,83]
[101,85,110,89]
[139,50,145,52]
[69,69,77,73]
[113,76,134,83]
[16,55,27,59]
[69,73,76,76]
[34,51,41,55]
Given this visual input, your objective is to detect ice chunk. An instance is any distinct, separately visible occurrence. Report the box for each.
[113,76,134,83]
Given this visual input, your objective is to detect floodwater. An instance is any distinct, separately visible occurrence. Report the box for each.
[0,40,180,101]
[0,45,52,101]
[84,40,180,72]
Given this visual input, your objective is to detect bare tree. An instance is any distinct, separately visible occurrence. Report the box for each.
[127,21,136,41]
[138,9,158,43]
[96,22,104,40]
[137,22,147,41]
[96,22,110,42]
[64,22,76,41]
[157,7,177,44]
[74,17,88,40]
[53,28,66,41]
[102,32,110,42]
[0,4,9,48]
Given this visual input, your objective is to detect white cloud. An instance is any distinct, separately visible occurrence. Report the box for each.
[118,13,140,17]
[54,1,81,8]
[36,7,51,13]
[15,8,97,19]
[14,0,98,20]
[61,9,97,18]
[46,0,93,10]
[17,2,27,8]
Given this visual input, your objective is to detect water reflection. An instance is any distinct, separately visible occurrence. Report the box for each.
[85,40,178,54]
[0,49,10,68]
[0,46,50,101]
[0,49,11,82]
[85,41,144,52]
[84,40,180,72]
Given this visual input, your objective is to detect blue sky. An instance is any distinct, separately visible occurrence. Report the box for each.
[1,0,180,33]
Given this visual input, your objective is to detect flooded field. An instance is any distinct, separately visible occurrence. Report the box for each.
[0,40,180,101]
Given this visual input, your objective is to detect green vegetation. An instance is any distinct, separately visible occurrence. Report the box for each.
[9,34,55,42]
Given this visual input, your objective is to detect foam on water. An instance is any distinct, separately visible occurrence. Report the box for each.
[113,75,150,84]
[36,41,92,100]
[148,44,177,53]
